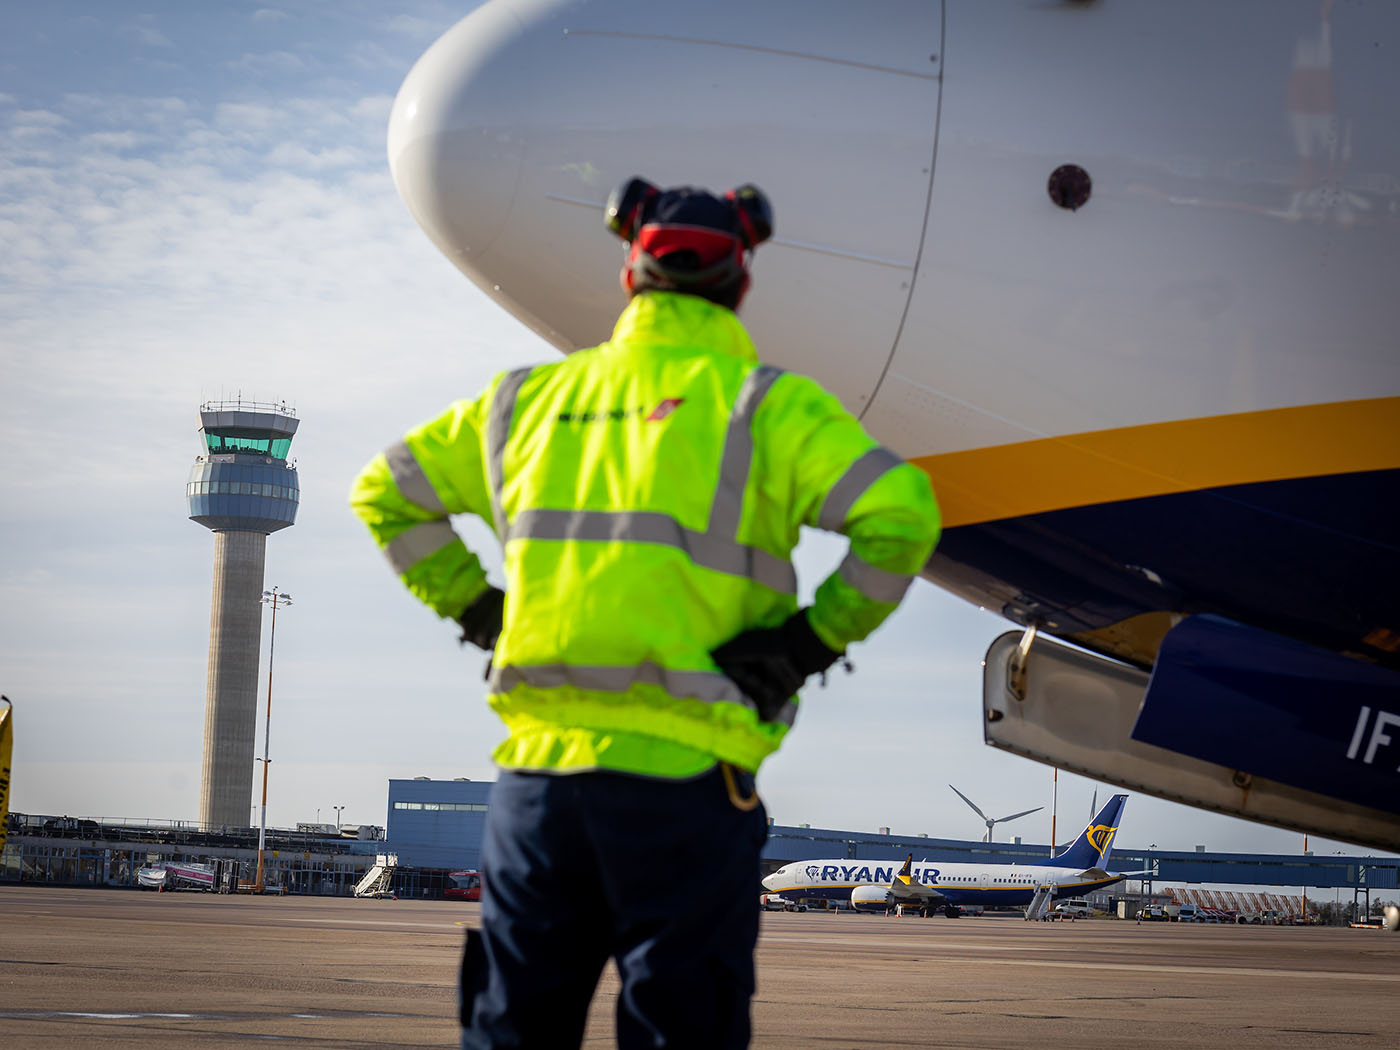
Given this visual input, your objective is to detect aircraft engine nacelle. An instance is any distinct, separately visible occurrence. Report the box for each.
[850,886,893,913]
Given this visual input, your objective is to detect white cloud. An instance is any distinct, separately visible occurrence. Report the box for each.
[214,101,281,132]
[385,14,439,38]
[64,93,191,124]
[8,125,62,143]
[14,108,68,128]
[264,142,363,169]
[382,2,462,40]
[133,26,174,49]
[252,8,289,24]
[228,50,307,76]
[81,130,146,151]
[347,40,404,72]
[350,95,393,123]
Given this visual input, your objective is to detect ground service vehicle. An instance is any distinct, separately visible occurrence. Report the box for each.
[445,870,482,902]
[761,894,807,912]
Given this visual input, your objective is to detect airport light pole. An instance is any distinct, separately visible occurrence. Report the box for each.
[333,804,346,832]
[1302,834,1308,921]
[254,587,292,893]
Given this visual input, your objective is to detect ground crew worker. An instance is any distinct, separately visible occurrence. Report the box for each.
[350,178,941,1050]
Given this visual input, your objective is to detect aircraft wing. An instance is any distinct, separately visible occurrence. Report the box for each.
[1079,866,1155,880]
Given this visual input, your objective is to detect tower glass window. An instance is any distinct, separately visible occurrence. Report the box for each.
[204,433,293,459]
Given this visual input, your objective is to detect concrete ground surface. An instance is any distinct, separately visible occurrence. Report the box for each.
[0,886,1396,1048]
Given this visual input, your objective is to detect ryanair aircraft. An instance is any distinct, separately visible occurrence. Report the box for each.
[761,794,1144,916]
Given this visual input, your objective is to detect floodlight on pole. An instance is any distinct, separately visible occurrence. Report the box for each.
[333,804,346,832]
[254,587,292,893]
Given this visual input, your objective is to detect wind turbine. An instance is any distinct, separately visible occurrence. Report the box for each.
[949,785,1044,843]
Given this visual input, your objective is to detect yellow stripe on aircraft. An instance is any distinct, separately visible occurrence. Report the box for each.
[910,396,1400,529]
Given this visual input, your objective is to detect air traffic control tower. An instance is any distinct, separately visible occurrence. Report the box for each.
[186,401,300,829]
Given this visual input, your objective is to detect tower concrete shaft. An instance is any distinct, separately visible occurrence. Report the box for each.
[187,400,299,830]
[200,530,268,828]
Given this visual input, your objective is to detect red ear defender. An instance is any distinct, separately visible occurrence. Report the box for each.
[621,242,640,294]
[605,177,660,242]
[724,184,773,249]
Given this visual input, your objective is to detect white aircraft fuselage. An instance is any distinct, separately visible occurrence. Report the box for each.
[762,859,1125,913]
[385,1,1400,849]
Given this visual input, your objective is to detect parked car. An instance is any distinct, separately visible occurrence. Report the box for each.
[1137,905,1170,921]
[1176,905,1202,922]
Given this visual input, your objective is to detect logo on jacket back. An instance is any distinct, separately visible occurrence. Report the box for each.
[557,398,685,424]
[646,398,684,421]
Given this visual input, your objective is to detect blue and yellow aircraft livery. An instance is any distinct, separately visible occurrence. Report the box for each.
[761,794,1144,915]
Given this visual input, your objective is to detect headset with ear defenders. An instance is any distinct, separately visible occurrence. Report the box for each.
[605,177,773,307]
[604,177,773,248]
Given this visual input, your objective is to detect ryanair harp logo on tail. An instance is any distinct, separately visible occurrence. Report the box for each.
[1087,823,1117,859]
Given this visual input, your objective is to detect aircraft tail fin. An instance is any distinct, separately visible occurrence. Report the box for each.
[895,854,914,886]
[1054,793,1128,870]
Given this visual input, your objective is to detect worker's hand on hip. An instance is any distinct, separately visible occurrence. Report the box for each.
[711,609,842,722]
[457,586,505,651]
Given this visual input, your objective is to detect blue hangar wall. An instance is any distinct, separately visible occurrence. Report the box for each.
[383,780,1398,890]
[385,778,491,869]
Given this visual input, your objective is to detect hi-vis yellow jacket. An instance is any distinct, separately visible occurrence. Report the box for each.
[350,292,940,777]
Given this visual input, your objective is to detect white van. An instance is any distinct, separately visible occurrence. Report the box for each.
[1176,905,1202,922]
[1054,899,1093,918]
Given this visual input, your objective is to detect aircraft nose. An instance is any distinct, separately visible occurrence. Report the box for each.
[761,872,778,890]
[387,4,532,286]
[385,0,940,404]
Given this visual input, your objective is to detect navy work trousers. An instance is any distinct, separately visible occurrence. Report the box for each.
[460,765,768,1049]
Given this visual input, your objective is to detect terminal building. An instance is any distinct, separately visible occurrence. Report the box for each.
[7,777,1397,910]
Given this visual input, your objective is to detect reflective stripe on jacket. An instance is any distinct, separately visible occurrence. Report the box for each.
[350,292,941,776]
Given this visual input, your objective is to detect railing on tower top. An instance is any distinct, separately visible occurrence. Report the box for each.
[200,398,297,417]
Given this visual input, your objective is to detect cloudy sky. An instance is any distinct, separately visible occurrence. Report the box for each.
[0,1,1371,867]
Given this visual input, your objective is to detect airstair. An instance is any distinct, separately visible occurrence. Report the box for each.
[1025,883,1058,920]
[354,853,398,898]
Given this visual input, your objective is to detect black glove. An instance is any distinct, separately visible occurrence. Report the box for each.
[457,586,505,651]
[710,609,842,722]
